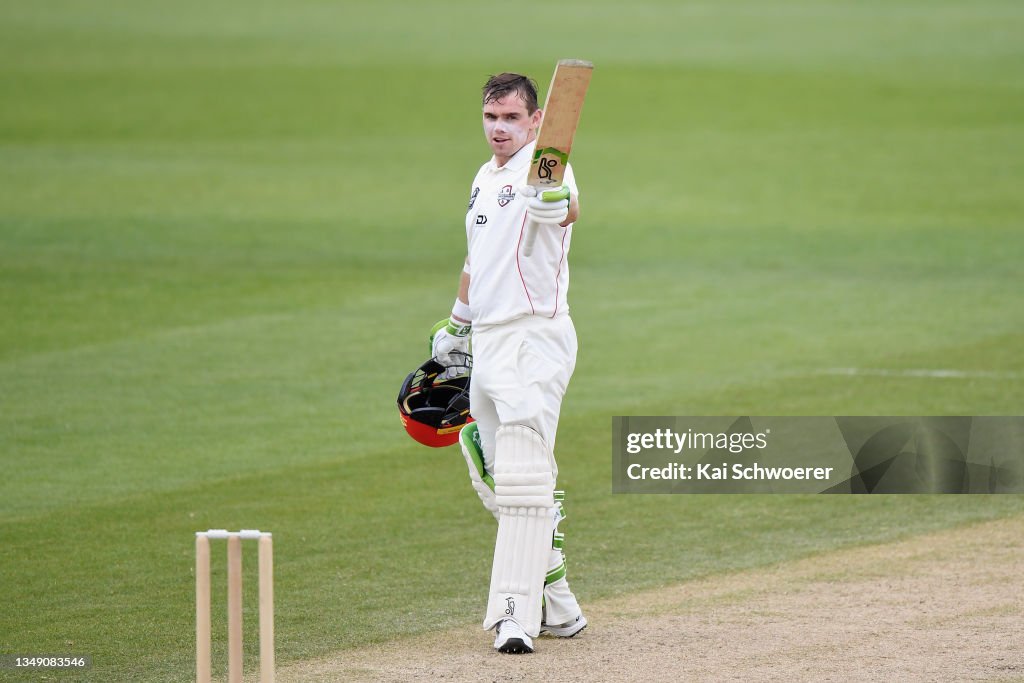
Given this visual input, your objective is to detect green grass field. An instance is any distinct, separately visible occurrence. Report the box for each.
[2,1,1022,680]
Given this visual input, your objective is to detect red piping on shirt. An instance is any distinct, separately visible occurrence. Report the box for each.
[515,214,536,315]
[551,226,569,317]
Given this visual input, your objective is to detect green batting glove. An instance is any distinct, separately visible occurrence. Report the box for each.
[540,185,571,203]
[429,317,472,375]
[429,318,449,355]
[525,184,571,225]
[429,317,471,355]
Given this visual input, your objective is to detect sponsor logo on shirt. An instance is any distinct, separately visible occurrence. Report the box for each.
[475,214,488,225]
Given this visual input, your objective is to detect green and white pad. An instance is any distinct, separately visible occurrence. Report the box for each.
[483,424,555,637]
[542,491,582,627]
[459,423,497,520]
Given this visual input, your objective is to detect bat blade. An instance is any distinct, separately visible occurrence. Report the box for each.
[527,59,593,189]
[522,59,593,258]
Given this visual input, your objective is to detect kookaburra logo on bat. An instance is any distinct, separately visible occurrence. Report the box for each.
[538,157,559,182]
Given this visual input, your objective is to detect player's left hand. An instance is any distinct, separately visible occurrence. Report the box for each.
[521,185,570,225]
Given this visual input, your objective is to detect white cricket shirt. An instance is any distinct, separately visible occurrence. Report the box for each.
[465,141,578,328]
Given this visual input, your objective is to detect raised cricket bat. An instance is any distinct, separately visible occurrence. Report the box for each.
[522,59,593,257]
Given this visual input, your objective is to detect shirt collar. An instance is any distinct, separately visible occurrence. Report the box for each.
[486,140,536,174]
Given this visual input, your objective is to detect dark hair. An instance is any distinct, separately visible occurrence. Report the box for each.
[482,73,539,113]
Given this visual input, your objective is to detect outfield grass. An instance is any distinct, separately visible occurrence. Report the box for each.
[2,1,1022,680]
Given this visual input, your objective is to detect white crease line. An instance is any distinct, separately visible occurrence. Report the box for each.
[820,367,1024,380]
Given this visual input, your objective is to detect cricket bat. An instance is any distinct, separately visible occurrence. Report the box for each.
[522,59,593,257]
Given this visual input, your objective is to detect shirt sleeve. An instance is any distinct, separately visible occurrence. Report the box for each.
[563,162,579,199]
[465,183,478,245]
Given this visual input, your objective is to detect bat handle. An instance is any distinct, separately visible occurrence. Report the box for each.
[522,220,539,257]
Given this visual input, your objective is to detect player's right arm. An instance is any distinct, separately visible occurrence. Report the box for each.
[433,175,479,362]
[454,263,470,324]
[430,258,472,363]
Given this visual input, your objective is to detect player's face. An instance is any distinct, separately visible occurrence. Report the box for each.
[482,94,542,165]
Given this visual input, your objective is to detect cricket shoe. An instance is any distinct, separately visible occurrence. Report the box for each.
[494,619,534,654]
[540,612,588,638]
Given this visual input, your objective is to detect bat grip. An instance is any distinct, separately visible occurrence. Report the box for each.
[522,219,539,257]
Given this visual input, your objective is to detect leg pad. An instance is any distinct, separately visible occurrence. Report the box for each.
[483,425,555,636]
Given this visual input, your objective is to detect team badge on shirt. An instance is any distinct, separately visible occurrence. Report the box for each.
[497,185,516,207]
[467,187,480,213]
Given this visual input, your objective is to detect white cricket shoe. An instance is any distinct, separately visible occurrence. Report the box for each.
[540,612,588,638]
[494,619,534,654]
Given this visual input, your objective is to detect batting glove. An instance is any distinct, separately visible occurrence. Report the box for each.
[522,185,570,225]
[430,317,471,376]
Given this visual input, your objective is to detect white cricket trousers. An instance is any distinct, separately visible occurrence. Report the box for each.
[469,314,577,475]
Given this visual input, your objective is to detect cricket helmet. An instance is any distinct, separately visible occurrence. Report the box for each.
[397,354,473,447]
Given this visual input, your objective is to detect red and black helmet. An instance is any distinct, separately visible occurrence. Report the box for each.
[397,355,473,447]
